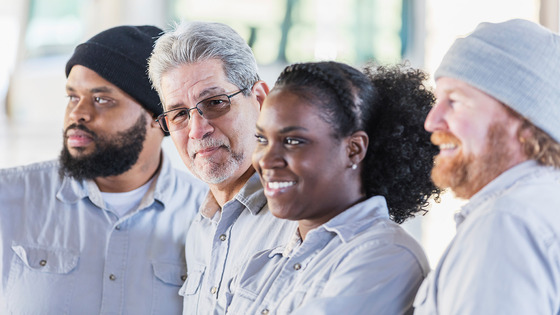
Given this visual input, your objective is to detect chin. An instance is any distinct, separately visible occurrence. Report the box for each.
[270,205,299,220]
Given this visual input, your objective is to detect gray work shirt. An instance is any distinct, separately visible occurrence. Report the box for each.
[180,173,297,315]
[0,153,207,314]
[414,161,560,314]
[226,195,430,315]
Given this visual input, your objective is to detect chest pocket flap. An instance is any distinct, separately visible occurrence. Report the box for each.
[11,243,79,274]
[153,261,188,286]
[179,264,206,296]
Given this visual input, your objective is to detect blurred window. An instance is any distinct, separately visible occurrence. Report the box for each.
[171,0,410,65]
[25,0,84,58]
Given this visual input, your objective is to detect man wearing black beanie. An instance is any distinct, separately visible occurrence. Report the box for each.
[0,25,207,314]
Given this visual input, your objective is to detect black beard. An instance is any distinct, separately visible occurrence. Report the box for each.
[59,114,147,180]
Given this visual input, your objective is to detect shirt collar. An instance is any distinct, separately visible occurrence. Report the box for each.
[454,160,544,226]
[56,152,172,211]
[271,195,389,258]
[321,195,390,243]
[200,172,267,219]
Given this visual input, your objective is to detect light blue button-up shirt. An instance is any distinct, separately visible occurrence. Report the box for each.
[0,153,208,314]
[414,161,560,314]
[180,173,297,315]
[225,195,430,315]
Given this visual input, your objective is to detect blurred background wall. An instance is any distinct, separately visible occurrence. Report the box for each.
[0,0,557,267]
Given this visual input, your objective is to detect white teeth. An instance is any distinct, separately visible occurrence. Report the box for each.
[439,143,457,150]
[268,181,296,189]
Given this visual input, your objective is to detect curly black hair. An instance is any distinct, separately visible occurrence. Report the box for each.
[274,61,440,223]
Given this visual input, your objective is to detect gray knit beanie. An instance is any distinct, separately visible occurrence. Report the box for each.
[435,19,560,143]
[65,25,163,116]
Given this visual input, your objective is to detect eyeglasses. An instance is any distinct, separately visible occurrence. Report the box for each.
[156,89,246,132]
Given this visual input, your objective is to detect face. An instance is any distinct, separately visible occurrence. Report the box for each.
[160,59,262,185]
[61,65,150,179]
[425,77,525,198]
[252,89,357,225]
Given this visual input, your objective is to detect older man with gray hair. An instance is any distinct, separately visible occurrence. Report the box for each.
[414,19,560,314]
[148,21,297,314]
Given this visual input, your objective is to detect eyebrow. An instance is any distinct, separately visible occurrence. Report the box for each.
[198,87,224,99]
[66,85,114,94]
[166,86,226,111]
[256,125,309,133]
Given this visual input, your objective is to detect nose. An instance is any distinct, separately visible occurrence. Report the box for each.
[255,141,287,171]
[67,98,93,123]
[424,99,448,132]
[188,109,214,139]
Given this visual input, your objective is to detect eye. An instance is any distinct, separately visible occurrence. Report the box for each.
[255,134,268,145]
[67,95,79,103]
[170,109,189,123]
[201,96,229,108]
[94,96,112,105]
[285,137,303,145]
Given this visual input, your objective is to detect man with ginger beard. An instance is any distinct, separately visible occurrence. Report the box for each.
[0,25,207,314]
[413,19,560,314]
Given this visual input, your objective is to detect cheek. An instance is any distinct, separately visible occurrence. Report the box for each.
[229,117,258,150]
[170,132,190,155]
[252,147,263,170]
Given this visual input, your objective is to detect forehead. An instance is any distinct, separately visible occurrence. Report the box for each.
[66,65,139,102]
[260,90,326,128]
[160,59,236,106]
[67,65,117,90]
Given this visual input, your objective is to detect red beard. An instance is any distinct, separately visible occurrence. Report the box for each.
[430,123,517,199]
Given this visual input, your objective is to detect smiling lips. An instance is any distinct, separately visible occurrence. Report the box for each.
[194,146,221,158]
[431,132,460,155]
[438,143,458,150]
[267,181,296,189]
[264,180,297,197]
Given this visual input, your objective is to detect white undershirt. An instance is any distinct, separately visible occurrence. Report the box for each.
[101,177,155,217]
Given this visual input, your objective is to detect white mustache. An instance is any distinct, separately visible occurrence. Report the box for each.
[188,137,230,158]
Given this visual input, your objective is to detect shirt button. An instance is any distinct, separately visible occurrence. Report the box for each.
[115,225,121,230]
[181,275,187,281]
[219,234,227,241]
[210,286,218,294]
[39,260,47,266]
[261,309,270,314]
[293,263,301,270]
[109,274,116,281]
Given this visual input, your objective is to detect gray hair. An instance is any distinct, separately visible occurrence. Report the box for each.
[148,21,260,105]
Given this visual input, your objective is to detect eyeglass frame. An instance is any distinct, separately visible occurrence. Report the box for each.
[156,88,247,132]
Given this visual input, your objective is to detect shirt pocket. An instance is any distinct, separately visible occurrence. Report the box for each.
[5,243,79,314]
[179,263,206,296]
[11,242,79,273]
[225,287,258,315]
[151,261,187,315]
[152,261,187,286]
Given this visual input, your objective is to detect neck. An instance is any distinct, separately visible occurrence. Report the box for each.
[298,192,366,240]
[95,149,162,193]
[209,167,255,207]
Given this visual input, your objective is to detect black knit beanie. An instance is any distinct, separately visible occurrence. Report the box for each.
[65,25,163,116]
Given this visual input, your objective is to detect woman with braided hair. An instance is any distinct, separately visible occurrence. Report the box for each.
[224,61,440,314]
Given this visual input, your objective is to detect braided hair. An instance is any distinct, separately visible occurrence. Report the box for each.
[273,62,440,223]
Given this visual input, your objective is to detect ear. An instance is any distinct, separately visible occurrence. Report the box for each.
[251,80,270,110]
[150,117,161,129]
[145,110,162,131]
[346,130,368,165]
